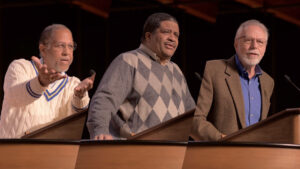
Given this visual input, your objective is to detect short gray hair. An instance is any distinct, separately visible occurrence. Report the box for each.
[235,19,269,40]
[39,24,71,45]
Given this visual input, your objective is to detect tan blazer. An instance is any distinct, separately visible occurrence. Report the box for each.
[191,56,274,141]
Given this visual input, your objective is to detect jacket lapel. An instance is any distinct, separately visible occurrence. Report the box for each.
[259,74,268,120]
[225,56,247,128]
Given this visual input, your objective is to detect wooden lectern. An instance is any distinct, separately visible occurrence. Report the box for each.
[128,109,195,141]
[222,108,300,144]
[21,111,87,140]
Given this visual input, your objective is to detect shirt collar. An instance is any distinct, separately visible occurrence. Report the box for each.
[235,54,262,79]
[139,44,170,64]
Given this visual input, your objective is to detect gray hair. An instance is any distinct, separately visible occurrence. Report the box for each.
[141,12,178,42]
[235,19,269,41]
[39,24,71,45]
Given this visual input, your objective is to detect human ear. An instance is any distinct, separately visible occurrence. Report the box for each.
[145,32,151,41]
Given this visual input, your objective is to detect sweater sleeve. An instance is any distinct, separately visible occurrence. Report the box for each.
[87,55,134,138]
[183,78,196,112]
[3,59,47,107]
[69,77,90,113]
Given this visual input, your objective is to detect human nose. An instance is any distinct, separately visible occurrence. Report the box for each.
[168,33,177,43]
[250,39,258,48]
[62,45,72,55]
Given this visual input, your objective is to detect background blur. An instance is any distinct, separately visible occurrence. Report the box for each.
[0,0,299,126]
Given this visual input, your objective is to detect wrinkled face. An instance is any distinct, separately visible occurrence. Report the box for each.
[146,20,179,61]
[234,25,268,68]
[39,28,75,72]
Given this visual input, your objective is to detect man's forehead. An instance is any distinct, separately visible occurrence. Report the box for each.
[243,25,266,35]
[158,20,179,30]
[51,29,73,40]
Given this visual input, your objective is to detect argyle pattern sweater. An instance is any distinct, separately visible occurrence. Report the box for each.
[87,44,195,139]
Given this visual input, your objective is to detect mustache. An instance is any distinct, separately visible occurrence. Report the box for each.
[164,42,176,48]
[246,50,260,55]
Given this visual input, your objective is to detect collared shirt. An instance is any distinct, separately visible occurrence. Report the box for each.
[235,55,262,127]
[139,44,171,64]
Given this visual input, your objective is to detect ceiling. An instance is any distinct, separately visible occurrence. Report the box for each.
[1,0,300,26]
[84,0,300,27]
[157,0,300,26]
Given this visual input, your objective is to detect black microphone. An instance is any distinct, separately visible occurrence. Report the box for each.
[194,72,202,82]
[284,74,300,93]
[89,69,96,76]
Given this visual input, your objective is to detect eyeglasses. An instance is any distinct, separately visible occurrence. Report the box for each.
[51,41,77,51]
[238,36,267,47]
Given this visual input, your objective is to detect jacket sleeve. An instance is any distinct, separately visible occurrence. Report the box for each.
[191,61,222,141]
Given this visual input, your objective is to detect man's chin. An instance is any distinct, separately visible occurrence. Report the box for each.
[245,59,261,67]
[56,67,69,73]
[162,52,174,59]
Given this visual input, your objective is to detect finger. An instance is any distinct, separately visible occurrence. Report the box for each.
[94,135,101,140]
[86,81,93,90]
[49,69,57,74]
[74,87,84,97]
[89,69,96,82]
[39,65,48,74]
[51,72,66,81]
[104,135,113,140]
[31,56,43,69]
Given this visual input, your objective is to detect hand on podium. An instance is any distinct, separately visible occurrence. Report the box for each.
[94,134,114,140]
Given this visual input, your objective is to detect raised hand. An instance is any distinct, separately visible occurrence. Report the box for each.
[74,70,96,98]
[31,56,66,87]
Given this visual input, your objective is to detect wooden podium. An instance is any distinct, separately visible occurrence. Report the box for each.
[2,108,300,169]
[182,142,300,169]
[0,139,80,169]
[21,111,87,140]
[128,109,195,141]
[222,108,300,144]
[75,140,187,169]
[2,140,300,169]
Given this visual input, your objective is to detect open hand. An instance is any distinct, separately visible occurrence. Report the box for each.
[74,70,96,98]
[32,56,66,87]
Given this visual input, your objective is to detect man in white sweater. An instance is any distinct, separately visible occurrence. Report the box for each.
[0,24,95,138]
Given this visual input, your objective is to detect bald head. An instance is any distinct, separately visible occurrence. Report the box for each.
[39,24,73,45]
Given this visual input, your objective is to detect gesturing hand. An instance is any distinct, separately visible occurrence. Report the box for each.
[74,70,96,98]
[32,56,66,87]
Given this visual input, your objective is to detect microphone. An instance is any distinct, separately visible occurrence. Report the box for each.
[89,69,96,76]
[284,74,300,93]
[194,72,202,82]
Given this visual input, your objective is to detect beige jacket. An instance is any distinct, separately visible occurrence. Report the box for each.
[191,56,274,141]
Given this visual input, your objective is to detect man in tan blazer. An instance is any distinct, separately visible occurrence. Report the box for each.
[191,19,274,141]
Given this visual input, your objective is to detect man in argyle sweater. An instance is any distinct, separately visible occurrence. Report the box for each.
[87,13,195,140]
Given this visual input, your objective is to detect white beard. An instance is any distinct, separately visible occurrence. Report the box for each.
[242,56,262,67]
